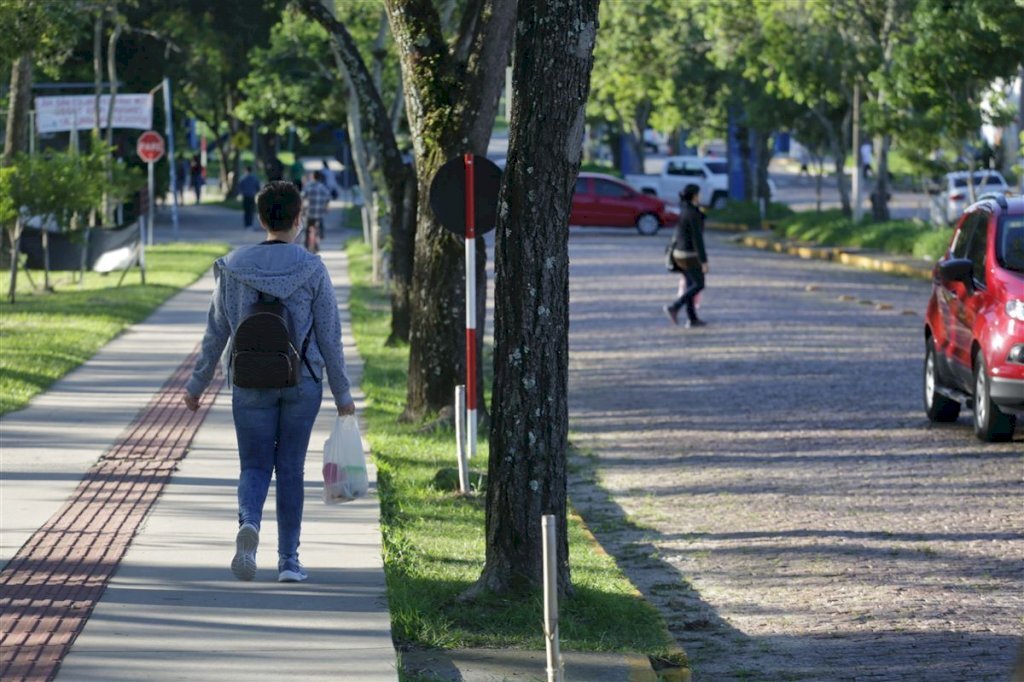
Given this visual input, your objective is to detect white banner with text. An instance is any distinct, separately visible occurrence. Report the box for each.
[35,94,153,133]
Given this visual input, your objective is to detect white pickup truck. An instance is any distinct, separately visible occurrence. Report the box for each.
[625,155,730,209]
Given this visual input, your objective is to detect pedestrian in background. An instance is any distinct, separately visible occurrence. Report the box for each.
[182,181,356,583]
[860,142,873,179]
[175,157,187,205]
[301,170,332,241]
[320,159,340,199]
[189,154,205,205]
[238,166,262,230]
[664,183,709,328]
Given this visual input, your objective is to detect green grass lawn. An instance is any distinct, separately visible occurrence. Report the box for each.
[344,238,675,657]
[0,242,229,415]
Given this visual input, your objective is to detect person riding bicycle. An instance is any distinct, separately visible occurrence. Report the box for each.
[300,170,331,253]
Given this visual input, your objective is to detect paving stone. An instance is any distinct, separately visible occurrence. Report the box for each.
[566,231,1023,681]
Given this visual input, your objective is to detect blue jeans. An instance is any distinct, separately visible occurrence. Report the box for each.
[232,376,322,563]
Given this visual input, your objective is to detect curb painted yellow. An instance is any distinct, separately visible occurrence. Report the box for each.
[626,654,659,681]
[737,233,934,281]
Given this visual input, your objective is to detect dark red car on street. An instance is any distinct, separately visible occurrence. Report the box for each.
[924,194,1024,441]
[570,173,677,235]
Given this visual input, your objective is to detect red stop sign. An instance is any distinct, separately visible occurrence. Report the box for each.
[137,131,165,163]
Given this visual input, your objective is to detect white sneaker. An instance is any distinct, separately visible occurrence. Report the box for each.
[231,523,259,581]
[278,558,308,583]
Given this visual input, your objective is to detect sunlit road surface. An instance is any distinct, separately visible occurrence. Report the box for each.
[566,228,1023,680]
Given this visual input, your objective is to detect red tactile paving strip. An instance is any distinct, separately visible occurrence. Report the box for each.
[0,349,224,682]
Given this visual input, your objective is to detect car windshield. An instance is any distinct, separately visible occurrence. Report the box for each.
[953,174,1006,188]
[707,161,727,175]
[998,215,1024,274]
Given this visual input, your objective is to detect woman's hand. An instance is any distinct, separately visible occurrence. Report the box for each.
[337,401,356,416]
[183,392,201,412]
[702,263,709,275]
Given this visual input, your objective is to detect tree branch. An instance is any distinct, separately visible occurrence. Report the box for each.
[452,0,483,64]
[459,0,517,151]
[295,0,406,183]
[123,25,184,54]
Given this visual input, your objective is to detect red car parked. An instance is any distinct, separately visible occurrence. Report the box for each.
[570,173,677,235]
[924,194,1024,441]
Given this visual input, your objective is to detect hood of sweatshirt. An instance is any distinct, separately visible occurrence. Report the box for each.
[216,242,323,299]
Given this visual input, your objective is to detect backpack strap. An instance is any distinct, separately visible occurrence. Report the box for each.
[300,325,321,384]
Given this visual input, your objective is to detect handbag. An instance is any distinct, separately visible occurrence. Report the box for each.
[322,415,369,504]
[665,241,682,272]
[673,252,701,271]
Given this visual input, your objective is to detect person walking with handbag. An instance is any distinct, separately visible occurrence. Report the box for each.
[664,183,709,328]
[181,181,356,583]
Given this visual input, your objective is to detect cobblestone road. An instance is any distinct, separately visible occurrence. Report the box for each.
[564,229,1023,681]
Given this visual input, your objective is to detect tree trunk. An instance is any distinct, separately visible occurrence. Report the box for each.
[93,13,103,149]
[344,79,377,248]
[871,134,891,221]
[814,155,824,212]
[7,217,22,303]
[390,69,405,136]
[468,0,599,599]
[104,20,123,225]
[226,111,241,197]
[385,0,516,419]
[216,141,232,198]
[3,56,33,166]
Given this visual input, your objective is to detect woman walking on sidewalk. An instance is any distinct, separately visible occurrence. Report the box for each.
[182,181,356,583]
[664,183,709,328]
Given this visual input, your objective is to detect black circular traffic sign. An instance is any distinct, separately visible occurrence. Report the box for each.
[429,154,502,236]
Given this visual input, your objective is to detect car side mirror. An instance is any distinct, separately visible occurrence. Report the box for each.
[938,258,973,288]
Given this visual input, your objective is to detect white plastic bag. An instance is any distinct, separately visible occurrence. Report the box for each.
[322,415,369,504]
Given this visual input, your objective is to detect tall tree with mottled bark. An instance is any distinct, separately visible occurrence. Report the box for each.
[469,0,599,598]
[297,0,417,346]
[384,0,516,420]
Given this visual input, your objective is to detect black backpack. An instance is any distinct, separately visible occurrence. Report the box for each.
[230,291,318,389]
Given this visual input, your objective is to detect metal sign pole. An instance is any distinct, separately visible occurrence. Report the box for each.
[463,153,477,460]
[147,161,155,246]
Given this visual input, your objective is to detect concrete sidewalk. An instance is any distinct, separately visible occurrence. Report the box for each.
[0,203,397,680]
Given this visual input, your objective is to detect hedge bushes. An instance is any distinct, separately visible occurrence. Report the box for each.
[772,209,952,261]
[708,200,794,225]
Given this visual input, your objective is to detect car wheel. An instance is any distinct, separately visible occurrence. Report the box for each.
[972,351,1016,442]
[924,341,960,422]
[710,192,727,210]
[636,213,660,236]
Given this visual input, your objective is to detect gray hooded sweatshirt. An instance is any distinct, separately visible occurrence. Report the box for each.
[185,241,352,408]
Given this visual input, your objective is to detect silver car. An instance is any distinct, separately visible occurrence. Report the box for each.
[931,170,1010,224]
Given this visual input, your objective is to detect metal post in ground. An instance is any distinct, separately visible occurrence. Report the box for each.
[542,514,562,682]
[455,385,469,494]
